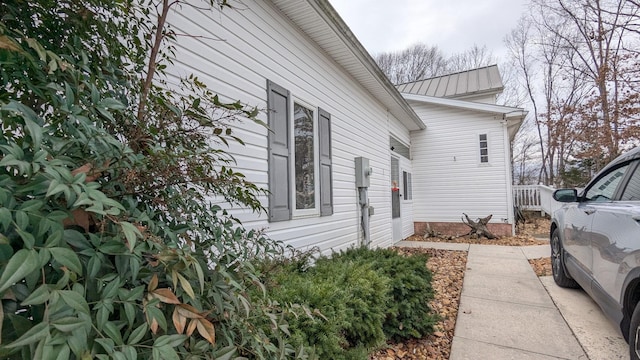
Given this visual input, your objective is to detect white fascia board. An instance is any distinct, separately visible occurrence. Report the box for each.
[271,0,425,131]
[402,92,527,117]
[309,0,425,130]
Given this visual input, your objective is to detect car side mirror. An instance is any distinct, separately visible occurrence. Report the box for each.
[553,189,578,202]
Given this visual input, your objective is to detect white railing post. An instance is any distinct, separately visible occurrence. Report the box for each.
[513,184,560,216]
[514,185,541,211]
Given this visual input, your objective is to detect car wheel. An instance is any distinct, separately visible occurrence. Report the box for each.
[551,228,579,288]
[630,302,640,360]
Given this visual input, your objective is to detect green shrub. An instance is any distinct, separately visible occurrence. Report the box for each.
[260,246,439,359]
[267,255,389,359]
[333,247,439,341]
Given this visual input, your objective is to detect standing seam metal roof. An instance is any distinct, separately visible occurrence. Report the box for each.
[396,65,504,99]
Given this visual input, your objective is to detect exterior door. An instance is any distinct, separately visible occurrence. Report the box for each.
[391,157,402,242]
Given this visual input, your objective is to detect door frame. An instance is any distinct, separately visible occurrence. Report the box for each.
[391,156,402,242]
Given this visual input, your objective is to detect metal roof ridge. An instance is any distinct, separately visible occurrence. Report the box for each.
[400,64,500,85]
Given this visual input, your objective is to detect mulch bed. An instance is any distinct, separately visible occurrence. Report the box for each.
[370,216,551,359]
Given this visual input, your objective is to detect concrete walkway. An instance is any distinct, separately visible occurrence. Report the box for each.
[396,241,627,359]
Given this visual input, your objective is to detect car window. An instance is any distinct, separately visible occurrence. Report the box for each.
[621,162,640,200]
[584,163,630,202]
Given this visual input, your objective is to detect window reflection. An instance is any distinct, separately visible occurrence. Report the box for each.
[294,103,314,209]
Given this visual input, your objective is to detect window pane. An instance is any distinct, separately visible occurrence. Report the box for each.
[622,163,640,200]
[585,164,629,201]
[391,157,400,218]
[403,171,412,200]
[294,103,315,209]
[390,136,411,159]
[479,133,488,163]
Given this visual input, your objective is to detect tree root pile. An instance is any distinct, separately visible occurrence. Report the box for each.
[413,216,552,246]
[369,248,467,360]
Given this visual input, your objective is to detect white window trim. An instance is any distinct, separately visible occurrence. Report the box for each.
[402,169,413,202]
[478,132,490,165]
[290,97,320,217]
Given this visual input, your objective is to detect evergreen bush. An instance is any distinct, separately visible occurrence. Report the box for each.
[333,247,439,340]
[261,247,439,359]
[265,254,389,359]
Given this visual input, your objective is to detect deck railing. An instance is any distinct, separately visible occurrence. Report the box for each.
[513,185,561,216]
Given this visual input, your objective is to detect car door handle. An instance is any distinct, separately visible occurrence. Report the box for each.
[584,209,596,215]
[633,216,640,223]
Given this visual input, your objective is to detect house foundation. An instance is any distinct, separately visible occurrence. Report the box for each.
[414,222,513,238]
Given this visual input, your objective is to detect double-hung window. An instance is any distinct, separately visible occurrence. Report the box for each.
[267,80,333,221]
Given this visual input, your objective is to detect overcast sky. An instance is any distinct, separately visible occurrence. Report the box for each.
[328,0,529,60]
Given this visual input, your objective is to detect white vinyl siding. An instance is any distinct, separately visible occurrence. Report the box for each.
[166,3,412,252]
[410,102,510,224]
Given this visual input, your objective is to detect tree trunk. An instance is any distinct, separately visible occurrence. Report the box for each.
[462,213,497,239]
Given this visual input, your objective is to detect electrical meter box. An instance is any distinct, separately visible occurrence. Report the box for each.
[355,157,372,188]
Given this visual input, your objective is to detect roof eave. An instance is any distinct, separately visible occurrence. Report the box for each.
[402,93,526,116]
[403,92,527,140]
[506,113,526,141]
[271,0,425,131]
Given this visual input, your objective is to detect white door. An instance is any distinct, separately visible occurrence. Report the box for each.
[391,156,402,242]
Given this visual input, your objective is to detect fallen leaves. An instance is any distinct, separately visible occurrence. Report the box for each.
[529,257,552,277]
[413,234,548,246]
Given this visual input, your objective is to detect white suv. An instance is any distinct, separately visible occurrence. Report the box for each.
[551,147,640,360]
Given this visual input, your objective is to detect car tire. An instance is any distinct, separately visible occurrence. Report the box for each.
[551,228,580,288]
[630,302,640,360]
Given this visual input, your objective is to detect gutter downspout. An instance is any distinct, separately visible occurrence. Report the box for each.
[502,116,516,235]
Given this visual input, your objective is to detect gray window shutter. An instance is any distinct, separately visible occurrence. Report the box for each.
[318,108,333,216]
[267,80,291,222]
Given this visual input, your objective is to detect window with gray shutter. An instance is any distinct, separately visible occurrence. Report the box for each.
[319,108,333,216]
[267,80,291,222]
[266,81,333,220]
